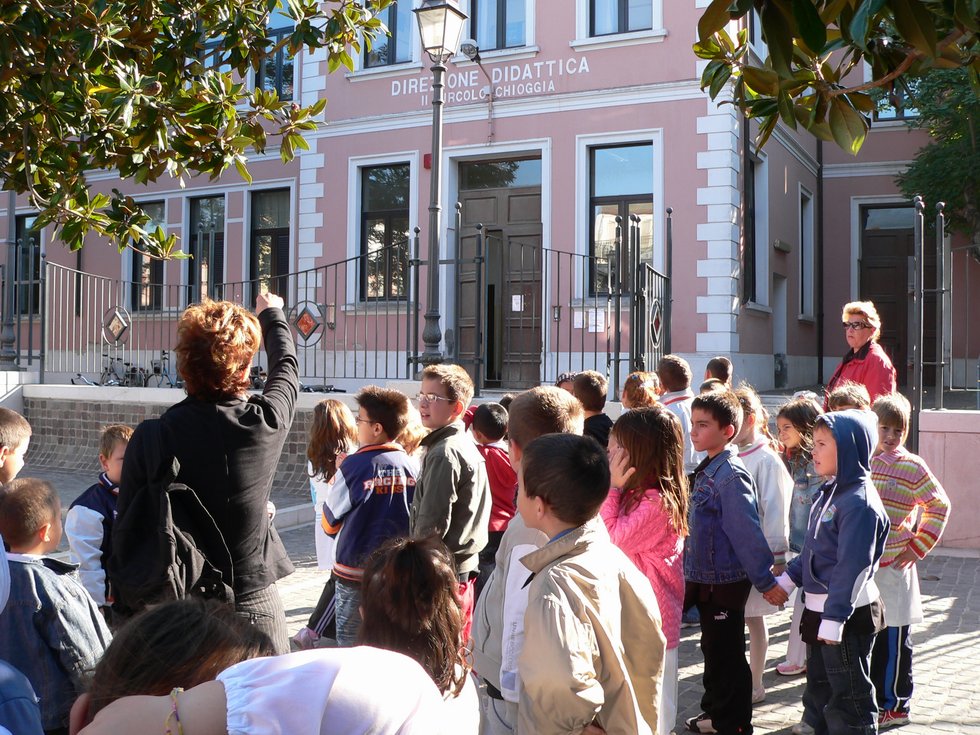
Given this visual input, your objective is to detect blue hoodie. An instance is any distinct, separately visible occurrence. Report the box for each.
[783,410,890,642]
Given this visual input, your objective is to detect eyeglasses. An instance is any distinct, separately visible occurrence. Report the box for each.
[355,417,379,425]
[414,392,452,405]
[843,321,872,331]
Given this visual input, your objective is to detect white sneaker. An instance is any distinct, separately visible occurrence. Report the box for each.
[751,687,766,704]
[791,721,815,735]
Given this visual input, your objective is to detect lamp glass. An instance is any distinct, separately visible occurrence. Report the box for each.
[414,1,467,61]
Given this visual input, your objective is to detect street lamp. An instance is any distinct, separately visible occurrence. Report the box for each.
[414,0,466,365]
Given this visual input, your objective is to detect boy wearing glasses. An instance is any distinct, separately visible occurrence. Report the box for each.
[322,386,418,646]
[412,364,490,640]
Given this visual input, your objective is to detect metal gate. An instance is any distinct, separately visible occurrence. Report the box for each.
[455,209,671,398]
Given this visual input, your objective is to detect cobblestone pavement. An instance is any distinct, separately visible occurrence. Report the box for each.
[275,522,980,735]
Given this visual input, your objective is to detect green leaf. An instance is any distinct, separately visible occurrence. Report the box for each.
[742,66,780,96]
[848,0,888,51]
[759,3,795,77]
[791,0,827,53]
[698,0,734,41]
[234,157,252,184]
[777,91,798,128]
[829,96,868,154]
[889,0,938,57]
[954,0,980,32]
[709,63,733,97]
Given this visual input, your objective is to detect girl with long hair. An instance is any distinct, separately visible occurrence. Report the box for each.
[359,535,479,731]
[734,385,794,704]
[774,395,824,677]
[292,398,358,650]
[600,405,688,735]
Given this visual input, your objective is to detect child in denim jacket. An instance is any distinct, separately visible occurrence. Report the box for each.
[684,390,778,735]
[0,479,111,732]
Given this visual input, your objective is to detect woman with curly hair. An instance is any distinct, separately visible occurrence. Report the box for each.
[115,293,299,653]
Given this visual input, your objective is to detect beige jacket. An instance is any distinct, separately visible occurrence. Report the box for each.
[518,518,666,735]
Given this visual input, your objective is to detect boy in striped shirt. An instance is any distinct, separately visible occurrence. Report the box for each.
[869,393,950,730]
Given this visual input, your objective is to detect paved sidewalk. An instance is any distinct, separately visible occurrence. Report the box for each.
[275,522,980,735]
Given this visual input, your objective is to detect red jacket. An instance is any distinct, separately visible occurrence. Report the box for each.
[475,441,517,533]
[824,340,897,410]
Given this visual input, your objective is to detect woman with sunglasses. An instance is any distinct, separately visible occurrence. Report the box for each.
[824,301,897,411]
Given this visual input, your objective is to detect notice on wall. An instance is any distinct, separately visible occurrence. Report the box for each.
[573,310,584,329]
[588,309,606,333]
[512,294,524,312]
[391,56,592,106]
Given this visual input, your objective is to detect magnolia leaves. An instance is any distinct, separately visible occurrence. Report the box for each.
[695,0,980,155]
[0,0,393,258]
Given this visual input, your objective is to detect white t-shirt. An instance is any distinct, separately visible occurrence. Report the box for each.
[309,462,337,571]
[218,647,449,735]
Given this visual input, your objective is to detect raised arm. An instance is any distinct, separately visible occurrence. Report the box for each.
[255,293,298,428]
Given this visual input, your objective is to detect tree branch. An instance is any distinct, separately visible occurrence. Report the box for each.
[828,29,967,98]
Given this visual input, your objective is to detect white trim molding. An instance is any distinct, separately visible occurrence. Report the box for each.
[824,161,913,179]
[572,0,666,49]
[695,86,740,354]
[344,151,420,305]
[574,128,666,294]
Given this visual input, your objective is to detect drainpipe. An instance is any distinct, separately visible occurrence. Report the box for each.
[816,140,825,384]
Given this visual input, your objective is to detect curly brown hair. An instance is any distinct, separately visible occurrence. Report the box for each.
[621,371,659,409]
[175,300,261,401]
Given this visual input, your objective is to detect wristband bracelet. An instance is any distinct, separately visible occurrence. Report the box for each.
[165,687,185,735]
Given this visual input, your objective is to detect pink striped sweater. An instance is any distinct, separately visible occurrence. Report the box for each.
[600,487,684,649]
[870,447,950,567]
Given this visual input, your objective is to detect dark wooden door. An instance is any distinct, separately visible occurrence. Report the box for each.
[859,206,936,385]
[457,185,542,389]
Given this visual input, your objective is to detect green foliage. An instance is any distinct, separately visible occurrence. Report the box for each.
[695,0,980,154]
[0,0,392,257]
[896,68,980,242]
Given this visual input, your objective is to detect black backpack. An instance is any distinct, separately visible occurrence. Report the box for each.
[109,427,234,617]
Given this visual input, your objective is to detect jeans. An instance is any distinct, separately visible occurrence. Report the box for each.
[235,584,289,655]
[334,577,362,647]
[803,630,878,735]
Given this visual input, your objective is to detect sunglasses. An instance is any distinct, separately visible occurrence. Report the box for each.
[843,321,872,331]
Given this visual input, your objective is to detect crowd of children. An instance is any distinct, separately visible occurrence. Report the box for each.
[0,342,954,735]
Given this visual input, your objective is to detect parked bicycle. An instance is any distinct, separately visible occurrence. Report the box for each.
[147,350,179,388]
[71,354,147,387]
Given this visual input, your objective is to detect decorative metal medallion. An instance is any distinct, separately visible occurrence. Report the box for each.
[101,306,132,345]
[649,299,663,349]
[291,301,323,347]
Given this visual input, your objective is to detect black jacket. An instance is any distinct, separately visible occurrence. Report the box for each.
[116,307,298,597]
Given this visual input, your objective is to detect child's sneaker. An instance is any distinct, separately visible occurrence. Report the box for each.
[791,720,815,735]
[878,710,910,730]
[291,626,319,650]
[681,607,700,628]
[776,660,807,676]
[684,713,716,734]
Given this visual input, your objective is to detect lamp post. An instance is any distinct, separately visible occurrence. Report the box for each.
[414,0,466,365]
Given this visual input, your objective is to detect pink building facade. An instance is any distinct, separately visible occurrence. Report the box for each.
[4,1,977,392]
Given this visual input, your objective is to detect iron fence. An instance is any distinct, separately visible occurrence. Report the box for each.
[12,215,672,394]
[39,236,425,388]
